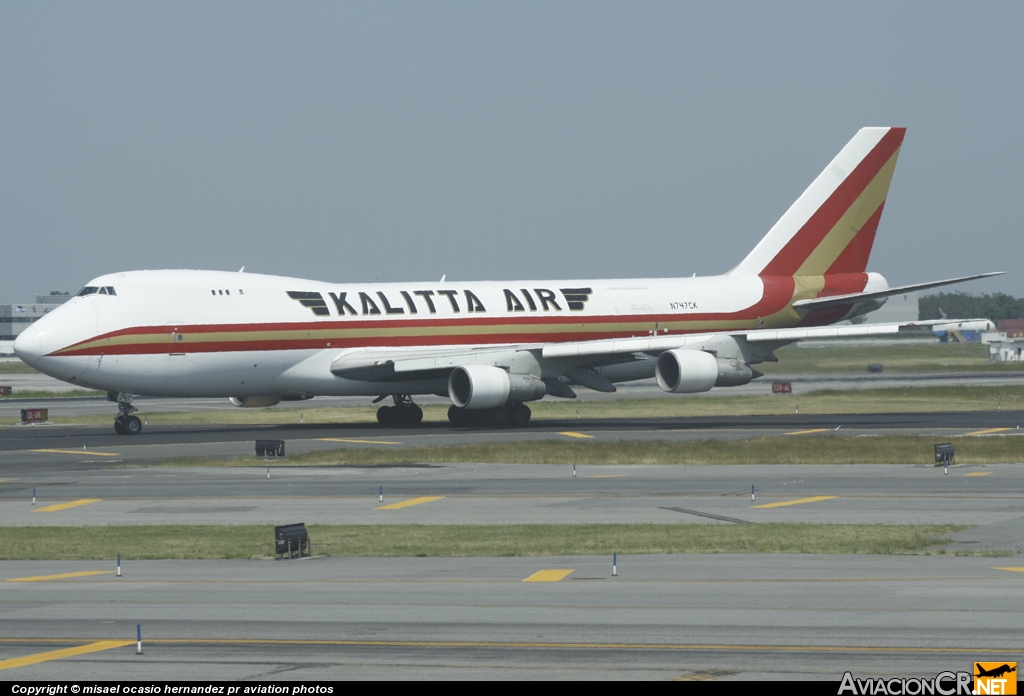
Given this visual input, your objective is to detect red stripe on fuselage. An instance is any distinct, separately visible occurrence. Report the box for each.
[51,278,800,357]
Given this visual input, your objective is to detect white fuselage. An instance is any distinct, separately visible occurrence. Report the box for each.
[16,268,824,399]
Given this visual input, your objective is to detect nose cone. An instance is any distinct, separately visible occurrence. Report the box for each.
[13,324,43,368]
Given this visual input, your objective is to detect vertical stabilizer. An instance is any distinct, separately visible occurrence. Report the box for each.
[730,127,906,277]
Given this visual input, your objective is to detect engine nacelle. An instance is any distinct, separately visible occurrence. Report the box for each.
[655,349,719,394]
[229,396,283,408]
[448,365,546,409]
[713,358,758,387]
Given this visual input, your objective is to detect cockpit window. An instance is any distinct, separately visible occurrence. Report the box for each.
[77,286,117,296]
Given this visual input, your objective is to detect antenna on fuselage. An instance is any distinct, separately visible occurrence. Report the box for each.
[239,266,245,273]
[439,274,446,282]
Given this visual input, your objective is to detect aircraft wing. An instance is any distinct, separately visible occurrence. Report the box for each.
[541,318,983,358]
[330,346,541,381]
[330,317,988,384]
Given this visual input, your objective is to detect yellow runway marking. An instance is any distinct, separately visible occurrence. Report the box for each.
[966,428,1011,436]
[590,474,623,479]
[31,449,120,457]
[558,431,593,439]
[785,428,830,436]
[992,567,1024,573]
[0,640,132,671]
[317,438,399,445]
[7,571,111,583]
[376,496,444,510]
[32,499,102,513]
[752,496,837,509]
[964,472,992,477]
[523,569,574,583]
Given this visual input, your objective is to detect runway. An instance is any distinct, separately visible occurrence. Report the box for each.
[2,555,1022,680]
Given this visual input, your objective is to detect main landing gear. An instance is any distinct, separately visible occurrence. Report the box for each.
[447,402,531,428]
[111,392,143,436]
[376,395,424,427]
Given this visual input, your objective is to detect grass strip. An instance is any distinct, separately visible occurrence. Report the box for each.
[144,434,1024,468]
[0,362,38,375]
[759,343,1024,375]
[0,524,968,560]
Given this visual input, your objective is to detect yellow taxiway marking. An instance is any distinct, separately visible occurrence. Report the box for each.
[964,472,992,477]
[785,428,830,436]
[752,495,837,509]
[31,449,120,457]
[32,499,102,513]
[590,474,623,479]
[376,496,444,510]
[317,438,399,445]
[992,567,1024,573]
[7,571,111,583]
[0,640,132,671]
[966,428,1011,436]
[558,431,593,439]
[523,569,574,583]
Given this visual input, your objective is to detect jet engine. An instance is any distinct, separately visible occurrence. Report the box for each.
[655,349,719,394]
[229,396,283,408]
[448,365,546,409]
[656,350,760,393]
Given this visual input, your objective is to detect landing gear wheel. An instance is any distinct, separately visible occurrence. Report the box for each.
[378,403,424,427]
[124,415,142,435]
[448,405,470,426]
[114,418,125,435]
[486,407,509,427]
[509,403,531,427]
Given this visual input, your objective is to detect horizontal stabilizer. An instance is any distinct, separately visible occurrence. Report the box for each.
[792,272,1004,312]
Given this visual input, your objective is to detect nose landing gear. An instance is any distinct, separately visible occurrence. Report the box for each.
[111,392,143,435]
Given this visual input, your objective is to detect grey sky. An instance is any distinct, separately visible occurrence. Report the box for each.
[2,2,1021,302]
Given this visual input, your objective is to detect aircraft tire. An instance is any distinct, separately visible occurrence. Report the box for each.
[487,407,509,428]
[509,403,531,427]
[406,404,424,426]
[447,405,470,426]
[114,418,125,435]
[125,415,143,435]
[377,406,394,426]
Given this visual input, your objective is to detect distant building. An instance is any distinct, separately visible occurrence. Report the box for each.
[1,293,72,350]
[990,339,1024,362]
[998,319,1024,339]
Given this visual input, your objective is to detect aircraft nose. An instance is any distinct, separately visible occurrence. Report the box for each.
[13,324,43,368]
